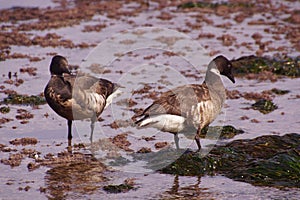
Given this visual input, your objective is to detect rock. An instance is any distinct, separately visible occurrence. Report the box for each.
[160,133,300,188]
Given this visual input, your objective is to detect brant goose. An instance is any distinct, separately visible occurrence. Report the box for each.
[135,55,235,150]
[44,55,121,143]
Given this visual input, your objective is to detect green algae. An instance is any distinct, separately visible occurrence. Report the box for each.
[231,56,300,78]
[103,183,135,194]
[178,1,253,9]
[2,93,46,106]
[0,106,10,114]
[159,152,216,176]
[271,88,290,95]
[178,2,219,9]
[251,99,278,114]
[160,133,300,188]
[125,125,244,172]
[232,150,300,187]
[201,125,244,139]
[232,56,268,74]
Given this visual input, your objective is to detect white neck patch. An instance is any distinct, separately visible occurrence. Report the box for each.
[209,68,221,76]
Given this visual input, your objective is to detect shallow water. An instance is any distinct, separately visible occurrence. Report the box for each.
[0,0,300,199]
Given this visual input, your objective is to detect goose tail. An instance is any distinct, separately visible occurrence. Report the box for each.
[104,83,123,109]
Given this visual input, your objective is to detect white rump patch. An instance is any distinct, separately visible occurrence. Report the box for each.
[139,114,186,133]
[105,89,123,109]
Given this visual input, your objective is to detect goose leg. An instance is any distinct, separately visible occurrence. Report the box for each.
[174,133,180,150]
[195,127,202,151]
[67,120,73,140]
[67,120,72,148]
[90,115,97,143]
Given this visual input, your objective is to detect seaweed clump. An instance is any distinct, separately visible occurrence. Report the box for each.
[178,1,253,9]
[271,88,290,95]
[231,56,300,78]
[201,125,244,139]
[2,93,46,106]
[103,178,136,194]
[103,183,135,194]
[251,99,278,114]
[160,133,300,188]
[9,138,38,146]
[0,106,10,114]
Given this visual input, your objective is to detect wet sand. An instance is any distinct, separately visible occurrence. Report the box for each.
[0,0,300,199]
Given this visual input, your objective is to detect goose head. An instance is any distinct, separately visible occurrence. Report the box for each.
[212,55,235,83]
[50,55,71,75]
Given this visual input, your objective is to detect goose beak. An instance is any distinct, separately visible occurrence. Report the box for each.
[66,65,71,72]
[63,66,71,75]
[114,83,125,89]
[227,73,235,83]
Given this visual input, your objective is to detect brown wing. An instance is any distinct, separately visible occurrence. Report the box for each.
[44,75,74,120]
[142,83,211,118]
[45,75,73,102]
[66,73,115,99]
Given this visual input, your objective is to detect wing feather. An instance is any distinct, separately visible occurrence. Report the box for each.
[141,83,211,118]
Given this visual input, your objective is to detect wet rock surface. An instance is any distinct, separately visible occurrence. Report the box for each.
[160,133,300,188]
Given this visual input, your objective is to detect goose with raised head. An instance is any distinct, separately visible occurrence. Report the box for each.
[135,55,235,150]
[44,55,121,144]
